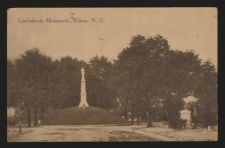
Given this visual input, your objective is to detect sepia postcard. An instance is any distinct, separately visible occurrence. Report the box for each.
[7,8,218,142]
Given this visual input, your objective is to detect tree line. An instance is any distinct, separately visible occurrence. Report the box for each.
[7,34,217,128]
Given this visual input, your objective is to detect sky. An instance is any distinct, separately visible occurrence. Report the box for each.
[8,8,217,66]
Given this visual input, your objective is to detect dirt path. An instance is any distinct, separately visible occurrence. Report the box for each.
[8,125,159,142]
[8,125,217,142]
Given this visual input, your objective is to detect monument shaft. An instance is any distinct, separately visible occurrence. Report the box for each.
[79,67,89,108]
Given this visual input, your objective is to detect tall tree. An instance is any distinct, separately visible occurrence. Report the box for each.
[86,56,113,109]
[109,34,204,128]
[194,60,217,127]
[51,56,83,109]
[12,48,54,126]
[109,35,171,125]
[161,49,202,128]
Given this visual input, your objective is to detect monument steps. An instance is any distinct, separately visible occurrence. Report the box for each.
[43,106,129,125]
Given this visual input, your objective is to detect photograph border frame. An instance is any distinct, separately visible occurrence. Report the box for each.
[0,0,224,147]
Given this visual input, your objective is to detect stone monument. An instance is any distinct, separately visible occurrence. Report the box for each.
[78,67,89,108]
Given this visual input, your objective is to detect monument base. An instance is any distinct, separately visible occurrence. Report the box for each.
[78,102,89,108]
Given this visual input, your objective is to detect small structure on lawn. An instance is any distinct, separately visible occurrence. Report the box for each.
[180,108,192,128]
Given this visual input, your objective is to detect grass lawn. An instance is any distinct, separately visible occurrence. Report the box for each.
[43,106,129,125]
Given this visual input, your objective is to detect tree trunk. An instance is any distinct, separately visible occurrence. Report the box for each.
[147,112,152,127]
[131,114,134,125]
[192,119,197,129]
[131,117,133,124]
[34,106,38,127]
[27,105,31,127]
[137,116,140,125]
[41,107,44,121]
